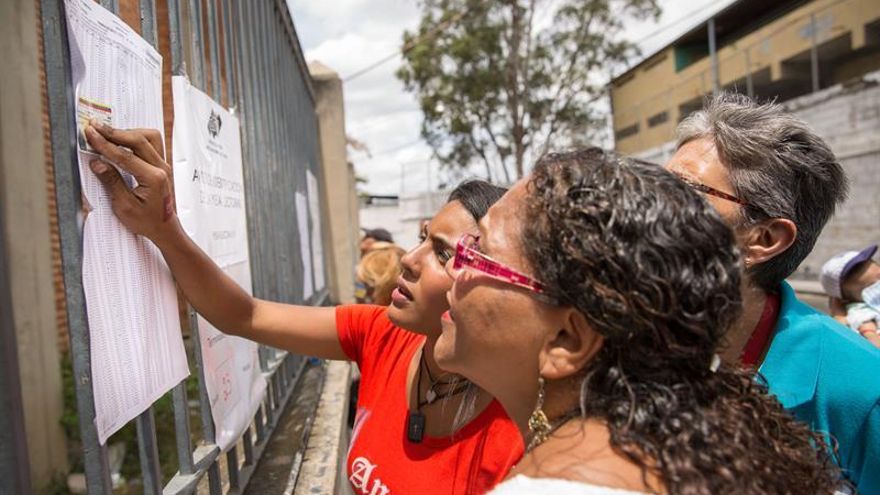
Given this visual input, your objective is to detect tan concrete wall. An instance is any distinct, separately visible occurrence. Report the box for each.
[310,62,359,304]
[611,0,880,154]
[0,0,68,488]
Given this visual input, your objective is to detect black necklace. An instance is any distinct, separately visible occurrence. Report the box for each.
[406,350,471,443]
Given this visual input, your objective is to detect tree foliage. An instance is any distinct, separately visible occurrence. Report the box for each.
[397,0,660,181]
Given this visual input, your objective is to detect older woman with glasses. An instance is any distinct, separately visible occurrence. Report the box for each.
[435,148,842,494]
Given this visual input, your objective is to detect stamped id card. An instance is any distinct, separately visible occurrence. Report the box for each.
[76,97,113,153]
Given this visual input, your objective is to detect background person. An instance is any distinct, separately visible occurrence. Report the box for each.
[354,242,405,304]
[666,93,880,492]
[438,149,841,494]
[359,227,394,256]
[82,122,519,495]
[821,245,880,349]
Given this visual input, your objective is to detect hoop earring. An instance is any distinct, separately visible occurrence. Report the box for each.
[527,377,552,452]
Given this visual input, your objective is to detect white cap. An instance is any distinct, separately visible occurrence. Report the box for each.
[820,245,878,299]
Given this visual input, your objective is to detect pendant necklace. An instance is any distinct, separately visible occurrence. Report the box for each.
[406,349,471,443]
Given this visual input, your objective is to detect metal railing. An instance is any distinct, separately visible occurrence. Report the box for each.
[40,0,327,493]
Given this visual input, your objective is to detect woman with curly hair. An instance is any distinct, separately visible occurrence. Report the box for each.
[436,148,842,494]
[82,123,522,494]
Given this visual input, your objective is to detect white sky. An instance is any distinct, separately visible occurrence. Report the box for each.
[287,0,736,195]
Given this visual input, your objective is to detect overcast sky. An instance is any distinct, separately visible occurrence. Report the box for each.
[287,0,735,196]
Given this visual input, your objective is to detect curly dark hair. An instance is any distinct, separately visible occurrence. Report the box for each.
[522,148,841,494]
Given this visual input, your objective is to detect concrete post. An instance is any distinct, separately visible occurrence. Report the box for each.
[309,61,359,304]
[0,0,68,489]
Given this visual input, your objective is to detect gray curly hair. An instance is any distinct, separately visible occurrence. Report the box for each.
[676,92,849,290]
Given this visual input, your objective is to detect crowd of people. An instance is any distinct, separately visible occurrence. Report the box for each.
[80,91,879,494]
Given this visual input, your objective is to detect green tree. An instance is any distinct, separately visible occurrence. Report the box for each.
[397,0,660,181]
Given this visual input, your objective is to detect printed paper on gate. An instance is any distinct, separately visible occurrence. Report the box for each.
[64,0,189,445]
[306,171,326,292]
[296,192,315,300]
[172,76,266,452]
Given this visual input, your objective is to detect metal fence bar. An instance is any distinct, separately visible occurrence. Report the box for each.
[171,382,196,475]
[187,0,206,90]
[135,7,165,493]
[220,0,236,106]
[168,0,185,76]
[140,0,159,47]
[40,1,114,492]
[205,0,222,99]
[136,408,163,494]
[99,0,119,12]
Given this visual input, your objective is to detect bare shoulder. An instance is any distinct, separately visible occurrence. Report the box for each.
[511,420,664,494]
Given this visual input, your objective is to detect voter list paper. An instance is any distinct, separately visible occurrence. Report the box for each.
[65,0,189,445]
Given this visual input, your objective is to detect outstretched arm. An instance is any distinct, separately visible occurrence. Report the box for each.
[84,123,347,360]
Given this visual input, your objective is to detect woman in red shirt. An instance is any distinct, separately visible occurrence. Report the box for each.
[83,123,524,495]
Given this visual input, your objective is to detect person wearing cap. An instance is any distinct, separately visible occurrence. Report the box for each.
[666,92,880,492]
[822,245,880,349]
[359,227,394,257]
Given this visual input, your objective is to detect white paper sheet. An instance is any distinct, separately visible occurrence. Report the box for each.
[64,0,189,445]
[296,192,315,300]
[171,76,266,451]
[306,171,326,292]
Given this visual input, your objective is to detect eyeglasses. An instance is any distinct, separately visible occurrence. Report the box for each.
[672,172,752,208]
[448,233,551,299]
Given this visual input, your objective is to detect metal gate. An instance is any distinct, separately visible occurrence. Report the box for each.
[39,0,327,492]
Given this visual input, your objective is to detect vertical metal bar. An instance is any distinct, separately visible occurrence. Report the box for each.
[99,0,119,12]
[167,0,186,76]
[40,1,114,492]
[708,18,719,95]
[207,461,223,495]
[189,311,223,494]
[189,312,217,444]
[206,0,222,99]
[188,0,206,89]
[136,408,163,494]
[221,0,236,106]
[234,0,265,307]
[243,427,255,466]
[810,13,820,93]
[139,0,159,47]
[0,203,32,495]
[227,446,240,489]
[745,48,754,98]
[171,381,196,474]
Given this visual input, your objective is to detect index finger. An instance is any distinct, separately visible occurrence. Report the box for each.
[84,125,157,182]
[89,122,166,169]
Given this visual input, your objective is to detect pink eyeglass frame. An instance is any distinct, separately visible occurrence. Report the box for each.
[451,233,549,296]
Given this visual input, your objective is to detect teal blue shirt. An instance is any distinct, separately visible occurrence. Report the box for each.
[761,282,880,493]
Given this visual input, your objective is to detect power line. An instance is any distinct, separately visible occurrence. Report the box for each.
[343,3,479,82]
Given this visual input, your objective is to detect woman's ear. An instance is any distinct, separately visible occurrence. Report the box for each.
[538,309,603,380]
[741,218,797,266]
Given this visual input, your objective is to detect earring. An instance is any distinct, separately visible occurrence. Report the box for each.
[527,377,552,452]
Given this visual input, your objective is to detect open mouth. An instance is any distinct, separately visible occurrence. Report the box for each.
[396,277,414,300]
[391,277,415,306]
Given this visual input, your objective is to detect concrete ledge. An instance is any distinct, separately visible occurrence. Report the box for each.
[294,360,352,495]
[788,279,824,296]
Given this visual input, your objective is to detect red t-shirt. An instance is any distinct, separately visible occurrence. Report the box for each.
[337,305,524,495]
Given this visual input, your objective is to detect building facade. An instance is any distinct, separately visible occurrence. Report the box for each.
[609,0,880,280]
